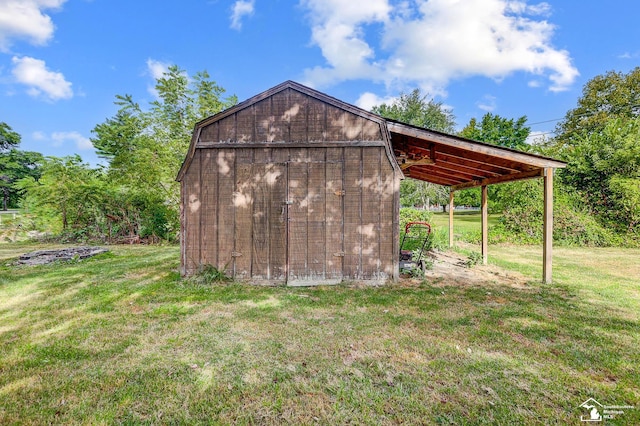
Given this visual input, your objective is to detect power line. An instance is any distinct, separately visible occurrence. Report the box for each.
[525,103,640,128]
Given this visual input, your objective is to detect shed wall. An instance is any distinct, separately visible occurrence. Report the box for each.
[181,146,398,284]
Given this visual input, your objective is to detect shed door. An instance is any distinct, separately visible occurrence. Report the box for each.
[287,159,344,286]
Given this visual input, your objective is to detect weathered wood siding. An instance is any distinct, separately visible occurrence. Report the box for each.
[181,146,396,283]
[180,86,399,284]
[198,88,383,145]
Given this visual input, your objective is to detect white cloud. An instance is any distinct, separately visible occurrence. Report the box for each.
[51,131,92,150]
[146,58,174,97]
[0,0,66,52]
[476,95,497,112]
[32,130,47,141]
[146,58,170,80]
[11,55,72,100]
[355,91,397,111]
[301,0,578,94]
[230,0,255,30]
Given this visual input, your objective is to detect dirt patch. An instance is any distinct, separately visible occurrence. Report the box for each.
[17,247,109,266]
[418,249,531,289]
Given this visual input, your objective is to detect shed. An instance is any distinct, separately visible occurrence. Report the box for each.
[177,81,566,285]
[177,81,402,285]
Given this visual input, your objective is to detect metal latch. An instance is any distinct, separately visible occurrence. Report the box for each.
[333,251,345,257]
[283,200,294,205]
[334,190,345,196]
[231,251,243,257]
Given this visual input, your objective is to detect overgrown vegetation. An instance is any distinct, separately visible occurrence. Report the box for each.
[14,66,236,243]
[0,243,638,424]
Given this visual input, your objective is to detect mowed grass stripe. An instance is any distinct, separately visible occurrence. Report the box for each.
[0,242,638,424]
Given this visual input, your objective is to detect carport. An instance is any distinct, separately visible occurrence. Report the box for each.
[387,120,566,284]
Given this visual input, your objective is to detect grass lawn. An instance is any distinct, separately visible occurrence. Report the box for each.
[0,241,638,424]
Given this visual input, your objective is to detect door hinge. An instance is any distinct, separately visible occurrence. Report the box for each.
[283,200,294,205]
[333,251,345,257]
[231,251,243,257]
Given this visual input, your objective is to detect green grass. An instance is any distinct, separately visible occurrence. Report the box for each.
[0,241,638,424]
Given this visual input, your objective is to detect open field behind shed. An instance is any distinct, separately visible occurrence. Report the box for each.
[0,242,638,424]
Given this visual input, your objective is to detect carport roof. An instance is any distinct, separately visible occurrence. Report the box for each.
[387,119,566,190]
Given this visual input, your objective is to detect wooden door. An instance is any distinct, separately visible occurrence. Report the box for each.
[286,149,344,285]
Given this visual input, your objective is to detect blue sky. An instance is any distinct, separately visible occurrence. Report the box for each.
[1,0,639,165]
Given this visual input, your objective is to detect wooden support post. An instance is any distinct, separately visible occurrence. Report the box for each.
[543,168,554,283]
[481,185,488,265]
[449,190,454,248]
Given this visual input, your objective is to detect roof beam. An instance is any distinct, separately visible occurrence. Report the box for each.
[388,122,567,169]
[450,168,544,191]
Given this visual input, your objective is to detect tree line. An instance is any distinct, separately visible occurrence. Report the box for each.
[2,67,639,246]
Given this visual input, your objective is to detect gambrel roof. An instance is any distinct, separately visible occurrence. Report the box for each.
[177,80,566,186]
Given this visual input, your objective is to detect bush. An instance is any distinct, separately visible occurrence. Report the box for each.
[496,180,616,246]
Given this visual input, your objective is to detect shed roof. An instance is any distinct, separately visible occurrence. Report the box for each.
[177,81,566,187]
[387,120,566,191]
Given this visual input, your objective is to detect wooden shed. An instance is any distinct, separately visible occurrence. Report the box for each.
[177,81,566,285]
[176,81,402,285]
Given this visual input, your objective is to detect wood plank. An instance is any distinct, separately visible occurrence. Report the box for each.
[199,121,219,143]
[197,141,386,149]
[184,149,201,273]
[449,191,454,247]
[387,122,567,169]
[270,89,289,142]
[289,89,309,143]
[200,149,218,268]
[343,114,364,140]
[361,147,382,278]
[412,163,478,181]
[427,157,499,180]
[307,148,326,279]
[450,168,544,191]
[379,163,396,278]
[217,114,236,142]
[272,148,290,163]
[433,151,516,176]
[233,159,254,280]
[287,161,308,281]
[269,162,287,281]
[409,169,463,186]
[325,148,344,280]
[180,179,186,274]
[254,98,272,142]
[326,106,346,141]
[343,147,362,279]
[307,97,326,142]
[481,185,488,265]
[362,119,382,141]
[543,168,554,283]
[217,149,236,276]
[251,163,269,279]
[235,104,255,142]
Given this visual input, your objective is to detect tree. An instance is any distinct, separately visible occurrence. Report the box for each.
[459,112,530,151]
[372,89,456,133]
[550,68,640,240]
[0,150,43,210]
[562,117,640,233]
[372,88,456,211]
[17,155,102,232]
[89,65,237,241]
[457,113,532,211]
[0,123,43,210]
[553,67,640,153]
[0,122,21,150]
